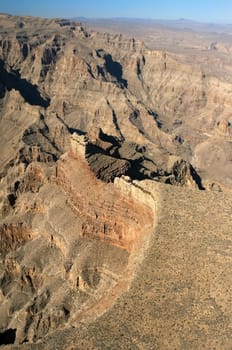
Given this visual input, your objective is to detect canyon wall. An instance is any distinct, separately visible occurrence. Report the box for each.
[1,14,232,348]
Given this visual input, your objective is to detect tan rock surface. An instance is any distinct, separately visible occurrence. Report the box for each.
[4,183,232,349]
[2,14,232,188]
[1,14,232,349]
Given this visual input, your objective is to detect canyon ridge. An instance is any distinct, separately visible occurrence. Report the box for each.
[1,14,232,349]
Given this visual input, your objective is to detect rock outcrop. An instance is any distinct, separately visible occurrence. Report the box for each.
[69,130,203,188]
[0,223,34,256]
[216,118,231,137]
[0,116,156,345]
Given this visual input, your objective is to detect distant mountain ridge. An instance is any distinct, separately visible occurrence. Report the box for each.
[71,16,232,34]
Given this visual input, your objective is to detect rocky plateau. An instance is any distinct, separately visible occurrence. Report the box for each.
[0,13,232,349]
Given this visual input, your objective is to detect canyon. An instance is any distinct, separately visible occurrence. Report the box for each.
[0,13,232,349]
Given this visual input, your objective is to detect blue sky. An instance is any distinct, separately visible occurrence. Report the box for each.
[1,0,232,23]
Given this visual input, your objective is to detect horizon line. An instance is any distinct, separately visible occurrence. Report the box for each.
[1,12,232,25]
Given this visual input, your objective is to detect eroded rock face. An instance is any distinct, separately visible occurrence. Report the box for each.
[1,14,232,348]
[1,14,228,190]
[0,136,155,344]
[0,224,34,256]
[56,153,154,250]
[70,129,203,188]
[216,118,232,137]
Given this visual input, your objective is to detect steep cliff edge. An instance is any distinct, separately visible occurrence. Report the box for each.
[0,129,157,345]
[28,182,232,350]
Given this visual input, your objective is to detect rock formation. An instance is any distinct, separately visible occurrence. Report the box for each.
[1,14,232,349]
[216,118,231,137]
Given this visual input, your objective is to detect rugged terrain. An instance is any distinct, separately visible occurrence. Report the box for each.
[0,13,232,349]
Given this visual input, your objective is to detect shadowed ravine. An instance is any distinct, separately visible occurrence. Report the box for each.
[0,59,50,107]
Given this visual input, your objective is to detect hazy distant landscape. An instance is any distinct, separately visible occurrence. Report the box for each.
[79,17,232,34]
[79,17,232,47]
[77,17,232,82]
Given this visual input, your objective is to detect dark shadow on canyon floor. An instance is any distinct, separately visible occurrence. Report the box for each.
[0,59,50,107]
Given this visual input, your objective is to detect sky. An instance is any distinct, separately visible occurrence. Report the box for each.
[1,0,232,23]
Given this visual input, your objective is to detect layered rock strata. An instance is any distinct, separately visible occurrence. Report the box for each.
[1,14,232,189]
[0,129,156,345]
[1,14,232,348]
